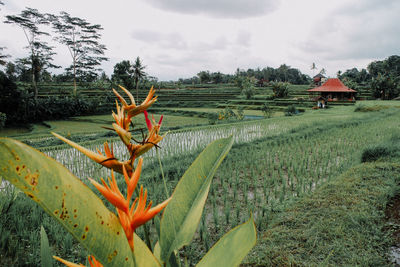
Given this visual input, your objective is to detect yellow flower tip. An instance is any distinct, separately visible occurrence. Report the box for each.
[53,256,85,267]
[88,255,103,267]
[112,87,129,107]
[112,123,131,147]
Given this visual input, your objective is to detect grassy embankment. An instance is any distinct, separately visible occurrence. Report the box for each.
[244,128,400,266]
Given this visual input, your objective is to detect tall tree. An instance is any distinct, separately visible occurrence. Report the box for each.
[111,60,134,89]
[197,70,211,83]
[277,64,290,82]
[132,57,146,101]
[51,11,108,96]
[5,8,57,100]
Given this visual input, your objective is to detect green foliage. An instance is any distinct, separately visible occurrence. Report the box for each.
[370,73,399,100]
[261,103,274,118]
[236,106,244,120]
[354,104,390,112]
[242,79,255,100]
[235,76,256,99]
[196,216,256,267]
[0,138,157,266]
[111,60,135,89]
[271,81,289,98]
[207,112,218,125]
[159,137,233,262]
[361,134,400,162]
[368,55,400,99]
[284,105,298,116]
[40,226,53,267]
[247,161,400,266]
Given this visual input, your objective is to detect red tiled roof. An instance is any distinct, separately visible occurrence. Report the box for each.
[307,78,357,92]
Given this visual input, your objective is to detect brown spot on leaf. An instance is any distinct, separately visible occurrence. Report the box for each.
[55,186,58,190]
[73,224,78,228]
[73,209,77,213]
[54,210,59,215]
[101,221,104,225]
[82,234,86,240]
[85,226,89,232]
[116,231,120,235]
[27,193,34,199]
[125,257,128,261]
[74,215,77,218]
[16,166,20,172]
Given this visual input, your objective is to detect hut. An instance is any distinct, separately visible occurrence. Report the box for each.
[313,73,326,86]
[307,78,357,102]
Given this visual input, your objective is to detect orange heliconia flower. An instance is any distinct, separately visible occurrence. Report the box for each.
[128,110,166,158]
[89,158,171,251]
[113,85,157,118]
[52,132,134,175]
[53,255,103,267]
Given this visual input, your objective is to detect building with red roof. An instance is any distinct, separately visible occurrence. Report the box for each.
[307,78,357,102]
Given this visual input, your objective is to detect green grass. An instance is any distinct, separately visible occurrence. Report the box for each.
[244,160,400,266]
[1,101,400,266]
[0,113,209,138]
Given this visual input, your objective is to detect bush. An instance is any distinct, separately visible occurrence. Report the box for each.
[361,135,400,162]
[271,81,289,98]
[207,112,218,125]
[285,105,298,116]
[261,103,274,118]
[354,104,389,112]
[236,106,244,120]
[361,145,393,162]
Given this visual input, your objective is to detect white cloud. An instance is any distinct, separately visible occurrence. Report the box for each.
[143,0,281,19]
[299,0,400,64]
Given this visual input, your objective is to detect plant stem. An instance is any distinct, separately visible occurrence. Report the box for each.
[157,148,169,198]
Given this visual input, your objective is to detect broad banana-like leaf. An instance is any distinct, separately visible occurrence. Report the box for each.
[196,216,257,267]
[159,136,233,262]
[41,226,53,267]
[0,138,159,267]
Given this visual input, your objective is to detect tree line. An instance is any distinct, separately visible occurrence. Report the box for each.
[338,55,400,99]
[176,64,311,85]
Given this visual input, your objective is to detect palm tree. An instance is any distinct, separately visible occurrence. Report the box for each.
[311,62,317,77]
[132,57,146,101]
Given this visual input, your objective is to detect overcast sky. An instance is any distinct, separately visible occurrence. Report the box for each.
[1,0,399,81]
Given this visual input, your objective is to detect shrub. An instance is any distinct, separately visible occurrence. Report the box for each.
[236,106,245,120]
[271,81,289,98]
[207,112,218,124]
[354,104,389,112]
[261,103,274,118]
[361,145,393,162]
[361,135,400,162]
[285,105,298,116]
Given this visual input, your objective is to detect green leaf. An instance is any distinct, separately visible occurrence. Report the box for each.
[159,136,233,262]
[0,138,159,267]
[196,216,257,267]
[40,226,53,267]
